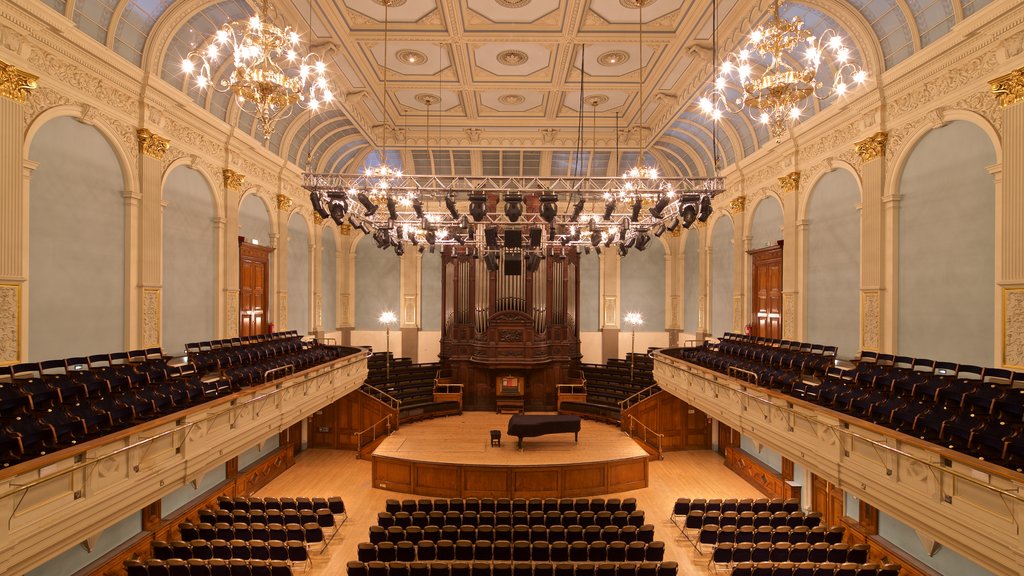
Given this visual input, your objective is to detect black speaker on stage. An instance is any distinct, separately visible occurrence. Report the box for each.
[504,229,522,249]
[504,253,522,276]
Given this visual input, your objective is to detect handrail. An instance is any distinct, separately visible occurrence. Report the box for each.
[727,366,760,385]
[556,383,587,395]
[656,352,1024,505]
[0,353,365,500]
[618,383,661,410]
[354,414,393,455]
[434,382,464,394]
[263,364,294,382]
[623,414,663,459]
[360,383,401,409]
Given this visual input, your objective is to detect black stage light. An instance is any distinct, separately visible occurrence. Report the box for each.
[635,232,651,251]
[329,198,348,225]
[310,190,330,219]
[425,230,436,245]
[631,197,643,221]
[539,192,558,223]
[469,193,488,222]
[649,195,671,218]
[373,230,390,249]
[680,203,697,229]
[603,199,616,221]
[526,253,542,272]
[618,244,629,257]
[529,228,543,248]
[394,243,404,256]
[484,252,500,271]
[504,193,524,222]
[357,192,378,216]
[386,195,398,220]
[413,197,425,219]
[570,197,586,222]
[698,195,713,223]
[652,223,666,237]
[485,226,499,249]
[665,217,680,232]
[445,193,460,220]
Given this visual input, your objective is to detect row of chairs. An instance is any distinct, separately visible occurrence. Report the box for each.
[125,557,291,576]
[357,539,667,563]
[216,494,346,514]
[385,497,638,515]
[710,542,870,567]
[369,524,657,545]
[198,507,336,528]
[346,560,679,576]
[176,521,325,547]
[151,539,308,563]
[692,525,846,548]
[378,510,646,529]
[675,510,822,531]
[727,561,899,576]
[671,498,800,515]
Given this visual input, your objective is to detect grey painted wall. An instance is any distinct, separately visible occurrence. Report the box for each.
[683,229,700,333]
[898,121,995,366]
[161,464,226,519]
[26,511,140,576]
[238,433,280,470]
[287,214,310,335]
[238,194,271,247]
[421,250,442,331]
[621,239,666,331]
[354,236,401,329]
[162,166,216,355]
[805,169,861,357]
[878,511,996,576]
[579,252,600,332]
[711,217,734,338]
[740,435,782,473]
[750,195,783,250]
[321,227,337,330]
[28,117,125,360]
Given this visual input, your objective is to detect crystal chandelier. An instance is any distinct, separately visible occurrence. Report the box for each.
[698,0,867,141]
[180,0,334,140]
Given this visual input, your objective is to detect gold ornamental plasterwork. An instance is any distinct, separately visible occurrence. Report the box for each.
[778,172,800,194]
[729,196,746,214]
[0,59,38,104]
[854,132,888,163]
[313,213,325,226]
[0,284,21,364]
[1003,288,1024,368]
[861,290,881,352]
[136,128,170,160]
[990,67,1024,108]
[142,288,161,348]
[276,193,294,212]
[226,290,239,338]
[223,169,245,191]
[338,224,353,236]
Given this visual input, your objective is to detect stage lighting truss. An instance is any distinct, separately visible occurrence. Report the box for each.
[305,173,724,256]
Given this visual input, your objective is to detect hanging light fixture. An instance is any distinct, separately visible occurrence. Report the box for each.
[697,0,868,141]
[180,0,334,140]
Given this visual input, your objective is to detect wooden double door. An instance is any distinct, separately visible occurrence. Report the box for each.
[239,240,274,337]
[750,244,783,340]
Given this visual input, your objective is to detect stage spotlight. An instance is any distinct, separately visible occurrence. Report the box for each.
[680,203,697,229]
[373,230,390,249]
[349,214,372,236]
[425,230,436,245]
[413,197,425,219]
[526,253,543,272]
[445,193,460,220]
[386,195,398,220]
[469,193,488,222]
[570,197,586,222]
[698,195,713,223]
[649,195,671,218]
[631,197,643,221]
[635,232,651,251]
[603,199,616,221]
[329,198,348,225]
[484,252,500,271]
[652,223,666,237]
[618,244,629,257]
[485,226,499,249]
[505,192,524,222]
[665,217,680,232]
[394,243,404,256]
[310,190,330,219]
[357,192,379,216]
[539,192,558,223]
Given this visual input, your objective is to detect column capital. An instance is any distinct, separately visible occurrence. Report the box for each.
[276,193,294,212]
[338,224,353,236]
[990,66,1024,108]
[313,213,325,226]
[223,169,245,191]
[854,132,889,163]
[0,59,38,104]
[778,171,800,194]
[728,195,746,214]
[136,128,170,160]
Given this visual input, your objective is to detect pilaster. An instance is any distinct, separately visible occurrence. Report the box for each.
[399,249,421,362]
[136,128,169,348]
[729,196,747,333]
[0,59,36,364]
[600,251,620,361]
[855,132,889,353]
[696,221,709,341]
[222,170,243,338]
[990,67,1024,367]
[779,172,800,341]
[312,217,323,335]
[275,193,292,331]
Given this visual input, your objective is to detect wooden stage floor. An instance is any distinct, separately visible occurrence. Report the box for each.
[371,412,649,465]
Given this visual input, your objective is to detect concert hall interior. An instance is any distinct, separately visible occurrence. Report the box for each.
[1,0,1023,574]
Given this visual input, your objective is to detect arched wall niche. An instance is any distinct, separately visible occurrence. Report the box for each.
[321,225,338,332]
[682,229,701,334]
[710,214,735,339]
[287,212,311,335]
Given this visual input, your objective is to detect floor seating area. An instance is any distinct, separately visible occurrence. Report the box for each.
[559,353,656,423]
[724,561,900,576]
[349,497,673,576]
[669,334,1024,472]
[127,495,346,575]
[0,333,354,468]
[365,353,461,423]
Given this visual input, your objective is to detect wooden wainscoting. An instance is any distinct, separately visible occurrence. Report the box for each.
[842,517,941,576]
[622,391,712,451]
[724,446,800,500]
[309,389,398,450]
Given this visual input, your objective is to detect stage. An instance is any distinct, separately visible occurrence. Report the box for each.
[371,412,650,498]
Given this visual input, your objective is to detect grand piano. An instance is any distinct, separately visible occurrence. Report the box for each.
[506,414,582,449]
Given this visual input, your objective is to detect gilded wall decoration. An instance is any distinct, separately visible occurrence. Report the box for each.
[729,196,746,214]
[733,295,744,332]
[0,58,37,103]
[1003,288,1024,368]
[226,290,239,338]
[278,295,288,331]
[990,67,1024,107]
[782,292,796,340]
[276,193,293,213]
[778,172,800,194]
[854,132,888,162]
[861,291,881,352]
[0,284,20,363]
[136,128,170,160]
[314,294,322,329]
[142,288,160,348]
[223,169,245,191]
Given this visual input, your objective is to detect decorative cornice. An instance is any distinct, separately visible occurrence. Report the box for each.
[136,128,170,160]
[778,172,801,194]
[990,67,1024,108]
[729,196,746,214]
[854,132,889,163]
[223,169,245,191]
[276,193,294,212]
[0,59,38,103]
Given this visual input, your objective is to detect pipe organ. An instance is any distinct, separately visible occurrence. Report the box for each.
[441,243,581,410]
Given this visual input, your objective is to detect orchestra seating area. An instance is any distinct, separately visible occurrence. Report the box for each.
[558,353,656,423]
[126,495,348,575]
[671,498,900,576]
[348,496,677,576]
[365,353,461,423]
[668,334,1024,473]
[0,332,355,469]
